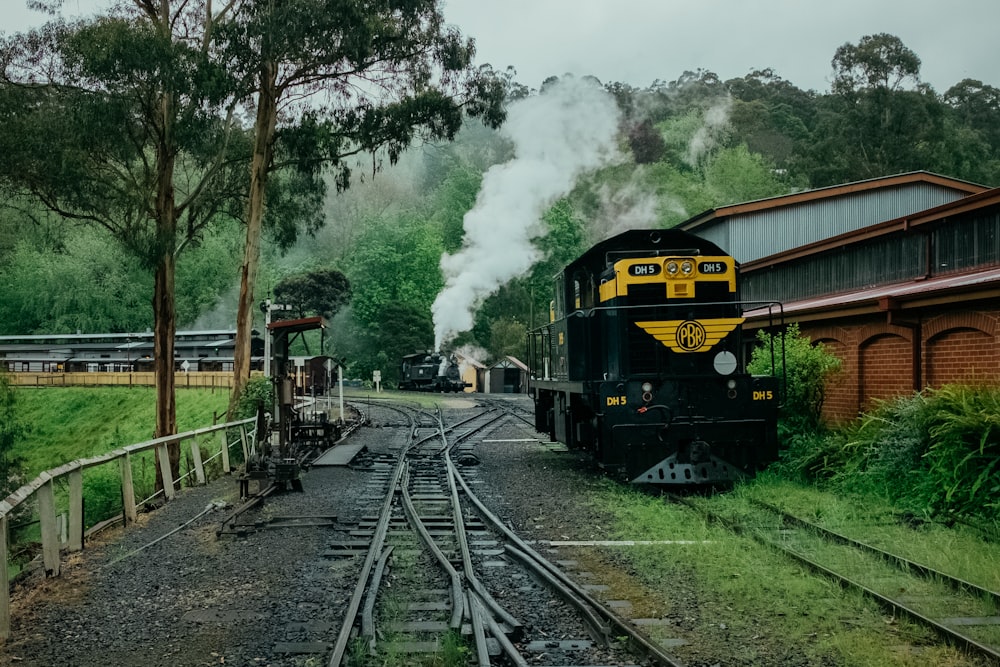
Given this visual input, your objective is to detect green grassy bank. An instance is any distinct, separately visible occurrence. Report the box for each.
[13,386,231,478]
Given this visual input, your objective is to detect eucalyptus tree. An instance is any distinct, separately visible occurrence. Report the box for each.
[0,2,248,485]
[813,33,946,184]
[212,0,508,415]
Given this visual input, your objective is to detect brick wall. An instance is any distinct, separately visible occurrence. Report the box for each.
[927,327,1000,386]
[860,334,912,407]
[798,308,1000,423]
[813,337,855,423]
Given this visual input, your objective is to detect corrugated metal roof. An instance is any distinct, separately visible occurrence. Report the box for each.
[680,172,988,263]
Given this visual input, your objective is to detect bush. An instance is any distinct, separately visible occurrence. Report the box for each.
[831,393,931,503]
[920,385,1000,518]
[809,385,1000,521]
[234,376,274,420]
[748,322,842,437]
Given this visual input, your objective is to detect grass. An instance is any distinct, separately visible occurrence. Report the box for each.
[13,386,232,478]
[580,477,983,666]
[737,473,1000,593]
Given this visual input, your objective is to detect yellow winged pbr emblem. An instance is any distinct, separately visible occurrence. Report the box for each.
[634,318,744,353]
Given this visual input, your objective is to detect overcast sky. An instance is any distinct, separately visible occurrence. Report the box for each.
[6,0,999,93]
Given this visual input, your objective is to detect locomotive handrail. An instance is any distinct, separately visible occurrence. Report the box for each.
[0,416,255,643]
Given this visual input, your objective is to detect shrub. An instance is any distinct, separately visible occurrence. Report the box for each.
[830,393,931,505]
[920,385,1000,518]
[748,322,842,438]
[234,376,274,420]
[817,385,1000,521]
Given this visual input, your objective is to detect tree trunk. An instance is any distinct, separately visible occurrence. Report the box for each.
[152,251,179,493]
[229,60,280,418]
[152,10,180,492]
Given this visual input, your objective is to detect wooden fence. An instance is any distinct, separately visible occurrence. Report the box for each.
[0,417,256,642]
[9,371,248,390]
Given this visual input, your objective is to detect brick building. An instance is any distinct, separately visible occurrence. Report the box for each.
[679,172,999,423]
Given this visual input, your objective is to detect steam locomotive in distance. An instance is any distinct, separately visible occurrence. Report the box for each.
[400,351,469,392]
[527,228,783,486]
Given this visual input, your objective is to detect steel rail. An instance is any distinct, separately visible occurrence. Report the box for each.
[399,464,465,629]
[668,494,1000,664]
[215,482,279,537]
[431,411,523,634]
[748,498,1000,606]
[327,413,415,667]
[361,546,394,649]
[449,450,686,667]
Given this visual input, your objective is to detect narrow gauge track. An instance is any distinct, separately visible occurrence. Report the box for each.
[669,494,1000,664]
[329,402,682,667]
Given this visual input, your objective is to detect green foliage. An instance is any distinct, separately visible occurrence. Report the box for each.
[920,385,1000,516]
[346,213,444,328]
[234,376,275,420]
[340,302,433,387]
[831,33,922,94]
[488,318,527,360]
[748,323,842,435]
[0,371,25,497]
[83,467,126,528]
[0,221,247,334]
[0,232,150,334]
[703,144,788,204]
[772,385,1000,522]
[273,268,352,320]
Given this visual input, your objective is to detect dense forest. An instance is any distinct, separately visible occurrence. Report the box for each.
[1,25,999,386]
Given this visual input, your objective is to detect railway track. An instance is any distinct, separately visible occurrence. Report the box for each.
[323,401,683,666]
[669,493,1000,664]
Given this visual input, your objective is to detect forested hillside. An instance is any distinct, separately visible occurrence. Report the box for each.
[2,32,998,385]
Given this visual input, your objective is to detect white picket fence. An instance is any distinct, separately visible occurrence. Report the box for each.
[0,417,256,642]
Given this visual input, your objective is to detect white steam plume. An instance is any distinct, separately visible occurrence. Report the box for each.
[685,97,732,167]
[432,77,621,350]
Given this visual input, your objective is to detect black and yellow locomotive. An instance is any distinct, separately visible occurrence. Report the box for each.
[527,229,782,485]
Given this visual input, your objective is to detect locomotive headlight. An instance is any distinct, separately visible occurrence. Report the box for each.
[666,261,679,275]
[681,260,694,275]
[727,379,737,389]
[641,382,653,393]
[641,382,653,403]
[713,351,738,375]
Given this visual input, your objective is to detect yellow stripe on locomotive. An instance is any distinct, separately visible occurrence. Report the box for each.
[598,255,736,302]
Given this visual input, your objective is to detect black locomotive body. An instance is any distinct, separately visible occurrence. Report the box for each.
[400,352,469,392]
[527,229,782,485]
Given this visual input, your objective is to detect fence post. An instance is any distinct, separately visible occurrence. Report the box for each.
[120,454,137,524]
[218,430,231,474]
[38,477,60,576]
[156,442,175,501]
[190,439,205,485]
[68,468,84,552]
[0,515,9,642]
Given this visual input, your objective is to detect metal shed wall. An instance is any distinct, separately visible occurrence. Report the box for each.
[697,183,968,263]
